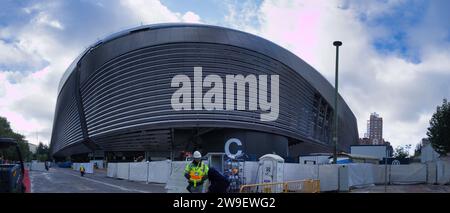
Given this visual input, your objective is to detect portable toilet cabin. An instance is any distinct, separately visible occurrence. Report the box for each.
[257,154,284,192]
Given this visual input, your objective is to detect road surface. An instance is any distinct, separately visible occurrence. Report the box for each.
[29,167,166,193]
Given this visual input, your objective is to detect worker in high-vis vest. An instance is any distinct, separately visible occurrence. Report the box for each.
[80,165,86,177]
[184,151,209,193]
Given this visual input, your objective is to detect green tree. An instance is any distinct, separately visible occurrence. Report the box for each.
[427,99,450,155]
[34,142,50,161]
[394,144,411,159]
[414,143,423,157]
[0,116,33,161]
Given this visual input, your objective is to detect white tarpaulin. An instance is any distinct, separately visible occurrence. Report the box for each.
[30,162,46,171]
[436,159,450,185]
[72,163,78,171]
[390,164,426,184]
[107,163,117,178]
[283,163,318,181]
[243,161,259,184]
[426,162,437,184]
[90,160,104,169]
[347,163,375,188]
[72,163,94,174]
[129,162,148,182]
[374,165,390,184]
[117,163,130,180]
[165,161,189,193]
[318,165,339,191]
[148,160,171,183]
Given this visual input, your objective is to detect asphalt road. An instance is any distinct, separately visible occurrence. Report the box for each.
[29,167,166,193]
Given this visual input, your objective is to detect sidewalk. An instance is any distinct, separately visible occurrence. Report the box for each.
[350,184,450,193]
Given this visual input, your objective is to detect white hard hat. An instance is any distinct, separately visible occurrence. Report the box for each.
[193,151,202,159]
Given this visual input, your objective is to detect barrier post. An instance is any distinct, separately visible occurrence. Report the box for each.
[384,150,388,192]
[146,161,149,184]
[435,162,438,184]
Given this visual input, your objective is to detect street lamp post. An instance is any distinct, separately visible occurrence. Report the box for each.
[332,41,342,164]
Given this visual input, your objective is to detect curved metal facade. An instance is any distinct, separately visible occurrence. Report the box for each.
[50,23,358,157]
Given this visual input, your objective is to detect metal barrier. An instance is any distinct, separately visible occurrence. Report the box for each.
[284,180,320,193]
[239,179,320,193]
[239,182,284,193]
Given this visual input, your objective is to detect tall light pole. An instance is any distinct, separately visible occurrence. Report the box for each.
[332,41,342,164]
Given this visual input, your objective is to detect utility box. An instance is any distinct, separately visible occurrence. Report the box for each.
[257,154,284,192]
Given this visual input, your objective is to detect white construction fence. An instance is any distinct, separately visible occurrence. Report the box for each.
[252,161,450,191]
[107,160,172,184]
[105,159,450,193]
[165,161,189,193]
[30,162,46,172]
[437,159,450,184]
[72,162,94,174]
[90,160,105,169]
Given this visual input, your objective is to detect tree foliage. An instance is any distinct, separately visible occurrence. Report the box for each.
[35,142,50,161]
[427,99,450,155]
[414,143,423,157]
[0,116,33,161]
[394,144,411,159]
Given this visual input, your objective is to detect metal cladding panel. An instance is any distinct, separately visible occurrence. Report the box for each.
[50,71,85,155]
[51,24,359,156]
[80,43,317,139]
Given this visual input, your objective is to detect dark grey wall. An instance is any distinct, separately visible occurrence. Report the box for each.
[201,129,288,159]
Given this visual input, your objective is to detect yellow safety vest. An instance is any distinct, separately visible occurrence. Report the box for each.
[185,162,209,187]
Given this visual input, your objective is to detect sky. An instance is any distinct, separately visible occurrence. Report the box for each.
[0,0,449,154]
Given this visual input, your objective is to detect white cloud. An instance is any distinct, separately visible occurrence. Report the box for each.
[343,0,408,20]
[119,0,202,24]
[0,40,44,69]
[119,0,180,23]
[182,11,201,23]
[0,0,203,145]
[0,68,56,144]
[33,12,64,30]
[224,0,260,33]
[224,0,450,153]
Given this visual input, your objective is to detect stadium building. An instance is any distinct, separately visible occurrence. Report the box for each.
[49,23,358,162]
